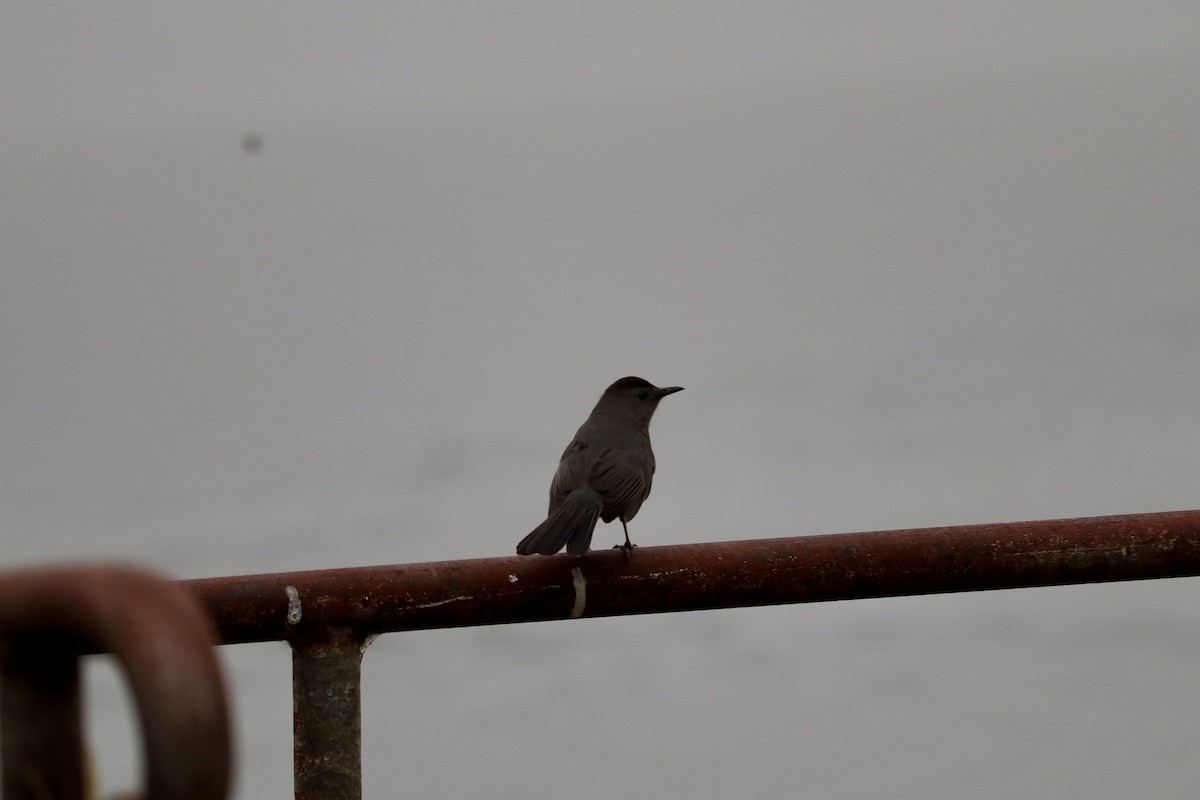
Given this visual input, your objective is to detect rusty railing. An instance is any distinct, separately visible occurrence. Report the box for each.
[0,566,230,800]
[3,509,1200,800]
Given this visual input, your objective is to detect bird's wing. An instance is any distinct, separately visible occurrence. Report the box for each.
[548,439,591,513]
[589,446,655,522]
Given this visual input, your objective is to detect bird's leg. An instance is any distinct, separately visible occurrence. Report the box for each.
[612,519,638,559]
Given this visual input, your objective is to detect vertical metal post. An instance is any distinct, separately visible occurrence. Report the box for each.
[292,632,366,800]
[0,643,85,800]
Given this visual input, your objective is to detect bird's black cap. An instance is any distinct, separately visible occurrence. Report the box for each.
[606,376,656,392]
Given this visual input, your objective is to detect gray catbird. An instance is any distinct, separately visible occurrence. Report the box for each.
[516,376,683,556]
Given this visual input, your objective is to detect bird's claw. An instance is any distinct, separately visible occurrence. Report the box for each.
[612,541,638,560]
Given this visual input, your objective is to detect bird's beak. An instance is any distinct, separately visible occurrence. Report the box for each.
[656,386,684,398]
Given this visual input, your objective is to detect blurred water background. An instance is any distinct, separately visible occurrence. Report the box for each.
[3,4,1200,798]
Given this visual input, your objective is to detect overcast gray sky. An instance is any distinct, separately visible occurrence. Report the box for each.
[3,4,1200,799]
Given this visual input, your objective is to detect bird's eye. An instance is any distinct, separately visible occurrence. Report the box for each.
[638,391,649,400]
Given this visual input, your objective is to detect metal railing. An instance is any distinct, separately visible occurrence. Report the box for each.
[4,509,1200,800]
[0,566,230,800]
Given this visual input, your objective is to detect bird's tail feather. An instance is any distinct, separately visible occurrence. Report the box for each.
[516,490,602,556]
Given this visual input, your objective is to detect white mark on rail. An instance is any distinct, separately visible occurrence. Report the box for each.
[569,567,587,618]
[284,585,302,625]
[413,594,474,610]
